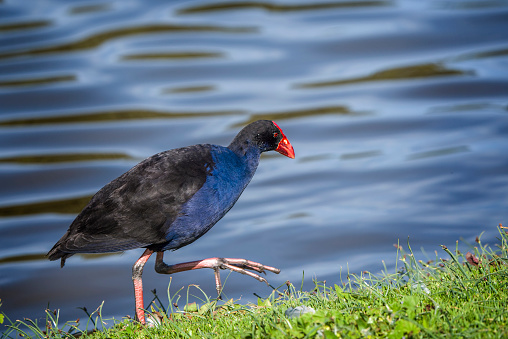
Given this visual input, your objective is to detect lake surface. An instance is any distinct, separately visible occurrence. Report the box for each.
[1,0,508,327]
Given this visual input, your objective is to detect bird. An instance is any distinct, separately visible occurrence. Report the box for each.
[47,120,295,324]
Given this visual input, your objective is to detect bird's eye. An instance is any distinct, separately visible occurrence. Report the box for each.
[273,132,279,138]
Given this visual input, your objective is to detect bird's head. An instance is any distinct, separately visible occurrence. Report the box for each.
[232,120,295,159]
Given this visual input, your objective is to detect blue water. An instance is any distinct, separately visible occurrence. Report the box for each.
[1,0,508,327]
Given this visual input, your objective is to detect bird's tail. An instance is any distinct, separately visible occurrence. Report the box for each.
[47,235,74,268]
[47,248,73,268]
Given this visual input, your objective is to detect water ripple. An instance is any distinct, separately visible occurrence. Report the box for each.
[0,152,133,164]
[0,109,242,126]
[235,105,369,126]
[296,63,470,88]
[0,20,51,32]
[0,74,76,88]
[178,0,391,14]
[0,24,256,60]
[0,195,92,218]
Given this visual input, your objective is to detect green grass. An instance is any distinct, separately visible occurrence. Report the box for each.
[2,225,507,338]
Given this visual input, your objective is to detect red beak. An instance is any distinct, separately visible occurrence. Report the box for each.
[273,121,295,159]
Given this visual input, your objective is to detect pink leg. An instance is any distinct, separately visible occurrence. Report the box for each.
[154,253,280,298]
[132,249,153,324]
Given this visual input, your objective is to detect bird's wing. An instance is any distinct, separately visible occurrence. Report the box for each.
[51,144,215,254]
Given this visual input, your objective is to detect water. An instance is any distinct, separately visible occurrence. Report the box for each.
[1,0,508,326]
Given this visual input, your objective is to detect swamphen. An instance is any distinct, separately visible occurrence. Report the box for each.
[47,120,295,324]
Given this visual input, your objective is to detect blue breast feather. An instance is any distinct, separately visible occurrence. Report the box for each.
[162,145,259,251]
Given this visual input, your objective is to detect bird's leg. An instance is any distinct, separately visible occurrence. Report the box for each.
[154,252,280,299]
[132,249,154,324]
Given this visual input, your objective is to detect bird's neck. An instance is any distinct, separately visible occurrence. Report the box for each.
[228,140,261,175]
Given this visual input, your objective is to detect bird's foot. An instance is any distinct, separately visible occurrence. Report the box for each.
[154,254,280,298]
